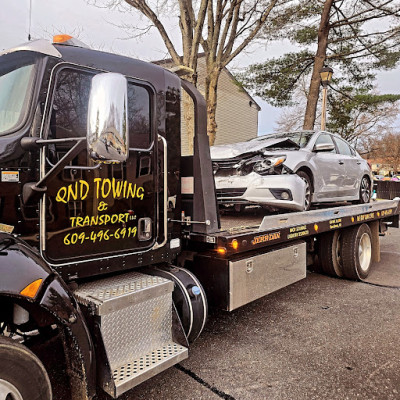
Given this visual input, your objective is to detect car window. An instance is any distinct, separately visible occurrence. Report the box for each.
[314,133,336,153]
[334,137,353,156]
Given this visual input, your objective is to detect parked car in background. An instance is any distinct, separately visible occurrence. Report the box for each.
[373,175,384,180]
[211,131,372,211]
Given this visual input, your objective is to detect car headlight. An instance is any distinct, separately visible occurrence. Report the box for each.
[253,156,286,174]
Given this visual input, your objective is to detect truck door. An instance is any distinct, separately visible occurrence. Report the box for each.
[41,66,158,265]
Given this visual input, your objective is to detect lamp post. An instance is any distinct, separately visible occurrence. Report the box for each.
[320,66,333,131]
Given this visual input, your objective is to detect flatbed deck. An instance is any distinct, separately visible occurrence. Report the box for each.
[190,200,400,256]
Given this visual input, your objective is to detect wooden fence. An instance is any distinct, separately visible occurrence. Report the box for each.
[374,180,400,200]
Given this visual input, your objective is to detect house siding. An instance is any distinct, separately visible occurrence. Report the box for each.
[156,57,259,155]
[196,58,259,146]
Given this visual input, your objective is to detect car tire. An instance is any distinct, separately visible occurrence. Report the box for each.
[296,171,312,211]
[341,223,373,280]
[0,335,52,400]
[357,176,371,204]
[318,230,344,278]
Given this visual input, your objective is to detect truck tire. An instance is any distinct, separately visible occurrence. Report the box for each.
[0,335,52,400]
[341,223,372,280]
[318,230,344,278]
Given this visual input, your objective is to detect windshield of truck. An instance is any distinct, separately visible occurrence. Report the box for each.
[0,52,38,135]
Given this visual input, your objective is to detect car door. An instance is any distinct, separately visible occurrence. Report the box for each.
[333,137,359,197]
[310,133,344,199]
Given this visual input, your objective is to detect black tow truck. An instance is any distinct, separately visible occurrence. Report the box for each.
[0,37,398,400]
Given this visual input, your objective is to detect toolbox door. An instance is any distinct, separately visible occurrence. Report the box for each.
[41,66,158,264]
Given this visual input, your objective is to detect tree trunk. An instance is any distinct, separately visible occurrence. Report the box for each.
[205,69,221,146]
[303,0,334,130]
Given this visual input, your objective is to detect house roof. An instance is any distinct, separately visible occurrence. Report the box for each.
[153,53,261,111]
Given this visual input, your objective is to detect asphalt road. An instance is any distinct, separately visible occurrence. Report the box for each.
[114,227,400,400]
[50,225,400,400]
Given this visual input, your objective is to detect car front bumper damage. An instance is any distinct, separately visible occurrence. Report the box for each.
[215,172,306,211]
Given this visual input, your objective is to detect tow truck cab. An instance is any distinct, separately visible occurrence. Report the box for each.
[0,37,218,276]
[0,38,216,399]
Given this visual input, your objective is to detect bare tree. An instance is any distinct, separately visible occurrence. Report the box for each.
[240,0,400,130]
[304,0,400,130]
[94,0,296,145]
[366,132,400,173]
[275,84,400,152]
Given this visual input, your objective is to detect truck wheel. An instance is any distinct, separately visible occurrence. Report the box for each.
[0,336,52,400]
[296,171,312,211]
[341,223,372,280]
[318,230,344,278]
[145,265,208,343]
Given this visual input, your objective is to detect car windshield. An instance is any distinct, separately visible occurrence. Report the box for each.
[0,52,39,136]
[252,131,314,148]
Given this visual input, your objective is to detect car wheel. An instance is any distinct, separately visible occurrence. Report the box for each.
[358,176,371,204]
[296,171,312,211]
[0,335,52,400]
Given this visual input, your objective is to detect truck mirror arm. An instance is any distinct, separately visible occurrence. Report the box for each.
[22,138,86,204]
[20,136,84,150]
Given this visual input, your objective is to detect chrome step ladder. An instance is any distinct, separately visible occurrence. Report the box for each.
[74,271,188,398]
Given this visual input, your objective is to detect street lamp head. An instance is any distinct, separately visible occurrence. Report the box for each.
[320,66,333,87]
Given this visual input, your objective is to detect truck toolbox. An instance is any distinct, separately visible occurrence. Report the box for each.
[74,271,188,397]
[192,242,306,311]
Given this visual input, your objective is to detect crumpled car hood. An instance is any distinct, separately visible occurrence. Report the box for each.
[210,138,298,159]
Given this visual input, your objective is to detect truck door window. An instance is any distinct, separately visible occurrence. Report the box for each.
[50,69,152,146]
[51,69,92,140]
[127,84,151,149]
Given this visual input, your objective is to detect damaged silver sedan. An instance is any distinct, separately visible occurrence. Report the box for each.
[211,131,372,211]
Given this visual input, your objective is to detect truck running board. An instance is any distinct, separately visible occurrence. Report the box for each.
[74,271,188,398]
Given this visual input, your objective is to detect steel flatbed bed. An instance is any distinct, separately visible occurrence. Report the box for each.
[190,200,400,257]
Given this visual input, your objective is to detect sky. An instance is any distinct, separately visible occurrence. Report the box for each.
[1,0,399,134]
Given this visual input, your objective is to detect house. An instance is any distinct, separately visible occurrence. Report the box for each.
[154,54,260,155]
[368,159,395,177]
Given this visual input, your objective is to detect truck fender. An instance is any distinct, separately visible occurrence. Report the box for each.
[0,233,96,399]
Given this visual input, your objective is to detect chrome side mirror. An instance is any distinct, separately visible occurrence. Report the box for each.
[87,73,129,163]
[314,143,335,152]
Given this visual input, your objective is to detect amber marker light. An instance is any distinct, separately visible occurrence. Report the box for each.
[231,239,239,250]
[314,224,319,232]
[20,279,43,299]
[53,34,73,43]
[274,157,285,167]
[217,247,227,256]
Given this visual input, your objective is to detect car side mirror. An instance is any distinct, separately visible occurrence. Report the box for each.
[314,143,335,152]
[87,73,129,163]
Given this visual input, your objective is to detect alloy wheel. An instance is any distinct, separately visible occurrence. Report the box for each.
[360,177,370,203]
